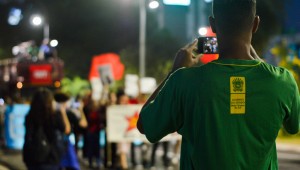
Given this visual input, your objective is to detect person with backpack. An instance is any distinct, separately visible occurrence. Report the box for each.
[23,88,71,170]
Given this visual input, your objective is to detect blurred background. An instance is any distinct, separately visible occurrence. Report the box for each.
[0,0,299,170]
[0,0,298,80]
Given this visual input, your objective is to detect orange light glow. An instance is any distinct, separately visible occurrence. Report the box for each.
[54,81,61,88]
[16,82,23,89]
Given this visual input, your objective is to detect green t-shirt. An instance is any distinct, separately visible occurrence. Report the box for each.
[140,59,300,170]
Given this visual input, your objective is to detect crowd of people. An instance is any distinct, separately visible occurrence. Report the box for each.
[20,86,181,170]
[13,38,57,62]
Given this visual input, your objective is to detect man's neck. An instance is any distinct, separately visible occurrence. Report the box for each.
[218,39,255,60]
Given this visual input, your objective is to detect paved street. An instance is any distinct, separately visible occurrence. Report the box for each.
[0,143,300,170]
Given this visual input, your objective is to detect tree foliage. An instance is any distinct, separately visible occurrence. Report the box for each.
[60,76,90,97]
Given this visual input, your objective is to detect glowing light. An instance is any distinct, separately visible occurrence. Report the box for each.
[31,15,42,26]
[50,39,58,47]
[54,81,60,88]
[198,27,208,36]
[12,46,20,55]
[163,0,191,6]
[0,98,4,106]
[8,8,22,26]
[16,82,23,89]
[149,1,159,9]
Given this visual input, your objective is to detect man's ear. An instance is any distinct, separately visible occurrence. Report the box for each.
[209,16,217,33]
[252,15,260,33]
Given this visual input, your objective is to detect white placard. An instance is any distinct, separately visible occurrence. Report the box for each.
[90,78,103,101]
[125,74,139,97]
[106,105,181,143]
[125,75,157,97]
[98,64,114,85]
[140,77,157,94]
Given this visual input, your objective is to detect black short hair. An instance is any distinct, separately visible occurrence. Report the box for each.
[213,0,256,36]
[116,88,126,99]
[54,92,70,103]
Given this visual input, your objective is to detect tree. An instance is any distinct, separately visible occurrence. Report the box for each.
[60,76,90,97]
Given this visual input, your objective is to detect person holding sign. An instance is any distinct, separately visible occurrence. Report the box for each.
[137,0,300,169]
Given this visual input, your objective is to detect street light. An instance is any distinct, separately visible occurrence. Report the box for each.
[198,27,208,36]
[30,14,50,40]
[50,39,59,47]
[139,0,159,78]
[149,0,160,9]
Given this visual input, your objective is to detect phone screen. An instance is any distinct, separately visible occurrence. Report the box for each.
[72,102,81,109]
[197,37,218,54]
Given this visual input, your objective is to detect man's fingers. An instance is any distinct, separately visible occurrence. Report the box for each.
[188,39,198,50]
[192,53,202,60]
[184,39,198,50]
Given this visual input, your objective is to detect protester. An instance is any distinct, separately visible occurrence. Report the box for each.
[137,0,300,169]
[38,38,57,60]
[116,89,130,170]
[149,141,170,168]
[72,95,89,154]
[129,93,150,169]
[83,94,105,169]
[54,92,88,170]
[23,88,71,170]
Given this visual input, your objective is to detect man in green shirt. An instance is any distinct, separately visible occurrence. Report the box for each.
[137,0,300,169]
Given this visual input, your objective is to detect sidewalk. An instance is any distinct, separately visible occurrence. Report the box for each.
[0,148,90,170]
[0,149,25,170]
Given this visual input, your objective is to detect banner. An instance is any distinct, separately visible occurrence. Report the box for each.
[89,53,124,81]
[29,64,52,85]
[106,105,181,142]
[4,104,30,150]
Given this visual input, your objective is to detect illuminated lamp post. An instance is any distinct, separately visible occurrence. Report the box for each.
[139,0,159,78]
[31,15,50,40]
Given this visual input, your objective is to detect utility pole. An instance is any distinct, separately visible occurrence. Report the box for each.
[139,0,147,78]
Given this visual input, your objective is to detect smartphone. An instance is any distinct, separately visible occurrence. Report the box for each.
[197,37,218,54]
[72,102,81,109]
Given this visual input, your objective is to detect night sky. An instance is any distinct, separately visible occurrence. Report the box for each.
[0,0,299,78]
[0,0,142,57]
[285,0,300,33]
[1,0,299,55]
